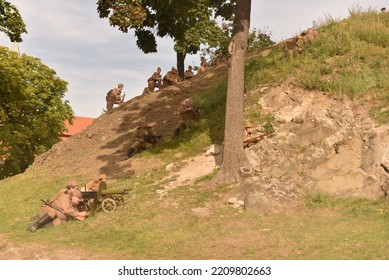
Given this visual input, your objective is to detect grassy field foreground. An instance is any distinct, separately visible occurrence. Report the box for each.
[1,170,389,259]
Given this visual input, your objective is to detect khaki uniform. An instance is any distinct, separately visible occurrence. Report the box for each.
[39,193,81,226]
[163,70,179,87]
[130,126,157,151]
[198,57,208,73]
[175,103,200,131]
[147,71,162,92]
[184,69,194,80]
[213,51,225,65]
[106,88,124,111]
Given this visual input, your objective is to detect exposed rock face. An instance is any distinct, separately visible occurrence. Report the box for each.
[237,82,389,213]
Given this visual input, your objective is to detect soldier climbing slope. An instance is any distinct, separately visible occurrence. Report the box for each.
[106,83,125,111]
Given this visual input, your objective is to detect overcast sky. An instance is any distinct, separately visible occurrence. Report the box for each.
[0,0,386,118]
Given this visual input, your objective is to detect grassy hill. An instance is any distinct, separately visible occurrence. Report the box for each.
[1,8,389,259]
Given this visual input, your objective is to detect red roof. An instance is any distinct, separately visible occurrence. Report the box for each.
[60,116,94,140]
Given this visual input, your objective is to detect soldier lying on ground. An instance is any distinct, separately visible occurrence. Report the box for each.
[243,123,265,148]
[126,122,162,159]
[27,181,88,232]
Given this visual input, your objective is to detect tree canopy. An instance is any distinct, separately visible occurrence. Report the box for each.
[0,47,73,178]
[0,0,27,42]
[96,0,235,76]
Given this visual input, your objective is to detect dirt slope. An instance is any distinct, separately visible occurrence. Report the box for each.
[27,63,228,181]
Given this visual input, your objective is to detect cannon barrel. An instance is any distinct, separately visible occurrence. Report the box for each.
[101,187,130,196]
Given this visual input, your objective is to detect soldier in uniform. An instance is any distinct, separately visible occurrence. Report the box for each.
[50,180,79,202]
[126,122,159,159]
[27,183,88,232]
[243,123,265,148]
[163,67,179,87]
[84,174,108,192]
[184,65,195,80]
[198,57,208,74]
[173,98,200,137]
[106,83,125,111]
[80,174,108,216]
[145,67,162,93]
[212,50,225,66]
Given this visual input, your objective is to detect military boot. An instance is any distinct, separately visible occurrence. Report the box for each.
[27,213,54,233]
[173,128,181,137]
[126,148,135,159]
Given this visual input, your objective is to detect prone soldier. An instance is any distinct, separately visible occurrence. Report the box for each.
[27,181,88,232]
[243,123,265,148]
[126,122,161,159]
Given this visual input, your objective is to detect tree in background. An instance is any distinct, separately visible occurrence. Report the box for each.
[201,23,275,64]
[96,0,234,78]
[217,0,251,183]
[0,0,27,42]
[0,47,73,179]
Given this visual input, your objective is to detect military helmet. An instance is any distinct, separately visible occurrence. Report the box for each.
[67,180,79,189]
[171,67,178,74]
[181,98,193,107]
[72,189,83,199]
[245,123,254,128]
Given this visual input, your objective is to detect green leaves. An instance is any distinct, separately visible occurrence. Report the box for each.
[0,47,73,178]
[97,0,235,57]
[0,0,27,42]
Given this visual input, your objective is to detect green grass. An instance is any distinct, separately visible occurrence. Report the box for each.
[2,8,389,259]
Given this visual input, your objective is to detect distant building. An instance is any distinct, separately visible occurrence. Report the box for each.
[60,116,94,140]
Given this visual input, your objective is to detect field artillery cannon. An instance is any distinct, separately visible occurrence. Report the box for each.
[78,183,130,214]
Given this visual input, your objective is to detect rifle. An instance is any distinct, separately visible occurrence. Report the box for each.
[144,135,163,144]
[194,106,205,113]
[381,163,389,174]
[40,199,72,219]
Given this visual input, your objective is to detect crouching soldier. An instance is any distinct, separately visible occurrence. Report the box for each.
[173,98,200,137]
[126,122,161,159]
[106,83,125,111]
[27,183,88,233]
[80,174,108,216]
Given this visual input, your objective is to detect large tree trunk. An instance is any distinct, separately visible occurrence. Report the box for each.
[176,51,186,80]
[218,0,251,183]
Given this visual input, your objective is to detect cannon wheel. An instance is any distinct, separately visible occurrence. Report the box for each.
[112,195,125,205]
[101,198,117,213]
